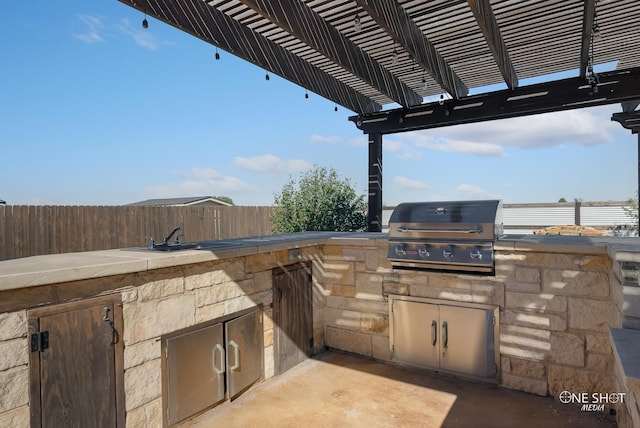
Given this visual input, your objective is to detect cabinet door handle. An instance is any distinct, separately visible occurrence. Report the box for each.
[212,343,225,375]
[442,321,448,348]
[431,320,437,346]
[228,340,240,371]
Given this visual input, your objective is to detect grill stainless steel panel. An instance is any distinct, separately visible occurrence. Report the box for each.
[388,200,503,273]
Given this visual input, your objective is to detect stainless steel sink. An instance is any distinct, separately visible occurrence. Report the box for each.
[147,240,249,252]
[150,242,199,251]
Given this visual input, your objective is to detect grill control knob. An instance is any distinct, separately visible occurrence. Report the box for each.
[418,247,429,258]
[443,247,454,259]
[395,246,406,256]
[470,249,483,260]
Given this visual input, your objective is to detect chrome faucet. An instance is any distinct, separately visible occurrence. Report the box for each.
[162,226,182,245]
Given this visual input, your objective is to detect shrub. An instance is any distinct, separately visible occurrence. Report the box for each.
[271,166,367,233]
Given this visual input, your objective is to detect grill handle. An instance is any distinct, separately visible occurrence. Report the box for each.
[396,226,482,233]
[442,321,448,348]
[431,320,437,346]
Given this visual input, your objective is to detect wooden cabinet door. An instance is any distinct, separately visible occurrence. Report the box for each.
[28,295,124,428]
[273,263,313,375]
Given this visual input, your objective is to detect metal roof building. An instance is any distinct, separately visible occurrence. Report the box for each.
[128,196,233,206]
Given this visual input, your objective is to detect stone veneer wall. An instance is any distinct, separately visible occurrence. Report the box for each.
[320,238,624,407]
[0,246,324,427]
[0,238,629,426]
[0,311,28,427]
[496,249,623,398]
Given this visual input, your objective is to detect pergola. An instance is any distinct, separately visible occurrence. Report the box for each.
[117,0,640,231]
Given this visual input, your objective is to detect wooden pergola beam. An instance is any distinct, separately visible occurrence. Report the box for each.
[236,0,423,108]
[579,0,597,79]
[351,67,640,135]
[354,0,468,100]
[467,0,518,90]
[117,0,381,114]
[612,111,640,134]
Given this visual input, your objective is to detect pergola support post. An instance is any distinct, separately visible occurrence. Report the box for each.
[367,133,383,232]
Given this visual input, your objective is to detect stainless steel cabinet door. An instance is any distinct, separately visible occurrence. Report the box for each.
[167,323,225,425]
[226,309,263,399]
[439,304,494,378]
[392,300,439,368]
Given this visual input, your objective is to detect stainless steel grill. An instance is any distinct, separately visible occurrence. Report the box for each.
[387,200,503,273]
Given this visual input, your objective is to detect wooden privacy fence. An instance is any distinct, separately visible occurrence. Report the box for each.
[0,205,274,259]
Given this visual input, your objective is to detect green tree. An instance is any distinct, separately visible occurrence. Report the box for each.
[271,166,367,233]
[214,196,234,205]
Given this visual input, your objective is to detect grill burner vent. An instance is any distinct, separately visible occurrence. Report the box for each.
[387,200,503,273]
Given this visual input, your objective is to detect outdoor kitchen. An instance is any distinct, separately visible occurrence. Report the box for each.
[1,203,640,426]
[3,0,640,426]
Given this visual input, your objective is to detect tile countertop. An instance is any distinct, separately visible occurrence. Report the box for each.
[0,232,384,292]
[0,232,639,293]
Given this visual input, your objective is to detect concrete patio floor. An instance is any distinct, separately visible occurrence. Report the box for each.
[181,351,617,428]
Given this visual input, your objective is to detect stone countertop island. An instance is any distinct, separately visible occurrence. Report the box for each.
[1,232,639,292]
[1,232,640,427]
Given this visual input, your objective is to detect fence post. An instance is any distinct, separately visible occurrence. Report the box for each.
[574,201,581,226]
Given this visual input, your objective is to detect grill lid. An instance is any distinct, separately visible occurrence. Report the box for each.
[388,200,503,241]
[387,200,503,273]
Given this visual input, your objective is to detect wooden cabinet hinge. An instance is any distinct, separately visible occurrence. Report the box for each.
[30,331,49,352]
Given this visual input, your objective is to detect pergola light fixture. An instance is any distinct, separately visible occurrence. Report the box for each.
[592,1,600,37]
[587,3,600,95]
[142,13,148,29]
[265,72,270,81]
[354,15,361,33]
[392,45,399,65]
[215,47,220,60]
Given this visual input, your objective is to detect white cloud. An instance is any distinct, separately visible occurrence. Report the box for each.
[347,136,368,147]
[116,19,163,50]
[73,15,104,44]
[234,154,311,175]
[73,16,168,51]
[407,134,505,157]
[394,176,434,191]
[490,107,616,148]
[455,184,502,200]
[384,139,422,160]
[145,167,251,197]
[310,134,342,144]
[397,105,617,157]
[286,158,313,172]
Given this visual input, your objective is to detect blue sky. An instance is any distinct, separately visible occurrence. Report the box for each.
[1,2,636,207]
